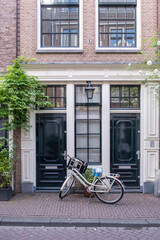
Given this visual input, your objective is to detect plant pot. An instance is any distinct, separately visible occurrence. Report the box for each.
[0,186,12,201]
[83,187,95,198]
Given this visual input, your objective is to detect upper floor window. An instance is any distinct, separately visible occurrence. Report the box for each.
[38,0,83,51]
[97,0,141,51]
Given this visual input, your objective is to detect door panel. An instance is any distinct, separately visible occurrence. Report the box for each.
[36,114,66,190]
[110,114,140,188]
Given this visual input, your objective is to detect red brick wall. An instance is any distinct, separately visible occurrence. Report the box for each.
[158,0,160,33]
[0,0,17,72]
[19,0,158,63]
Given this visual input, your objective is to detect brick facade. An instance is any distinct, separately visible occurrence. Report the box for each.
[19,0,158,64]
[0,0,17,73]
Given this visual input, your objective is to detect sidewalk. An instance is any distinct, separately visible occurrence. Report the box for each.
[0,192,160,227]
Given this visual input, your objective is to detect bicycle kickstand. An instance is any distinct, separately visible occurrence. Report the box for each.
[87,192,94,205]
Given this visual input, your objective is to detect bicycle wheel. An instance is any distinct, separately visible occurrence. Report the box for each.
[94,176,124,204]
[59,174,75,199]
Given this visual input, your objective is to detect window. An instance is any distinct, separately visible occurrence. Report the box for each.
[75,86,101,164]
[43,85,66,109]
[39,0,82,50]
[97,0,140,50]
[110,85,140,109]
[0,118,8,149]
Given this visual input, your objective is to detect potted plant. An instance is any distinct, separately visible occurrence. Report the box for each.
[82,168,95,198]
[0,138,13,201]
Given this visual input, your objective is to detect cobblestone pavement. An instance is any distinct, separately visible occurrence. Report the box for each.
[0,193,160,219]
[0,226,160,240]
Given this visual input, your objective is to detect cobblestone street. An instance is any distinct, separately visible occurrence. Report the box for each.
[0,226,160,240]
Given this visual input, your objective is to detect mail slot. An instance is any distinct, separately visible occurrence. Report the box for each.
[45,166,57,170]
[119,166,131,169]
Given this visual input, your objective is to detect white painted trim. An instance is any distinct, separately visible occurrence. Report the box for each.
[102,83,110,174]
[140,84,145,186]
[37,0,83,51]
[66,83,75,158]
[95,0,141,51]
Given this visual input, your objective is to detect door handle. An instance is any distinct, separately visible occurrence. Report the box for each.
[136,150,140,160]
[63,151,67,160]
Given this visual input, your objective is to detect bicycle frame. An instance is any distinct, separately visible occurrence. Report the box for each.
[68,168,120,193]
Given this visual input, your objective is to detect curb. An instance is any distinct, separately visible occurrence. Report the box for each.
[1,217,160,228]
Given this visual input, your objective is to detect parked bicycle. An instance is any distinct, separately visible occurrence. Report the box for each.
[59,155,125,204]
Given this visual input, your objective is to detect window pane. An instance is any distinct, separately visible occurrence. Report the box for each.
[89,135,100,148]
[76,149,87,162]
[89,121,100,134]
[52,21,60,33]
[130,86,139,97]
[62,33,69,47]
[111,98,120,108]
[89,149,100,163]
[42,8,51,19]
[76,120,87,134]
[42,34,51,47]
[56,98,65,108]
[51,7,60,19]
[111,87,119,97]
[100,33,108,47]
[60,8,69,19]
[55,87,64,97]
[117,8,126,19]
[76,106,87,119]
[108,8,117,19]
[70,8,78,19]
[126,7,135,19]
[120,98,129,107]
[71,34,78,46]
[100,7,108,20]
[121,86,129,97]
[76,87,87,103]
[76,135,87,148]
[89,86,101,103]
[42,21,51,33]
[47,87,55,97]
[89,106,100,119]
[130,98,139,108]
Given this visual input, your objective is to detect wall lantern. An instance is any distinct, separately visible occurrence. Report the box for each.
[85,81,95,99]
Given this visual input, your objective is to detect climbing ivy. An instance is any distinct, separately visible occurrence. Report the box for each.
[0,56,52,131]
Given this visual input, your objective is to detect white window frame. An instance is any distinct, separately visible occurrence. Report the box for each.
[37,0,83,52]
[95,0,141,52]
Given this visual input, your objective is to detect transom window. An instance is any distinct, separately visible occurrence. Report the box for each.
[43,85,66,109]
[75,86,101,164]
[98,0,137,48]
[110,85,140,108]
[41,0,79,48]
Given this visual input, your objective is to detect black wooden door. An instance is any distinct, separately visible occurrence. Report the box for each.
[110,114,140,188]
[36,114,66,190]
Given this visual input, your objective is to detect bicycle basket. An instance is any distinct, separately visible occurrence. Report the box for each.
[67,157,88,174]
